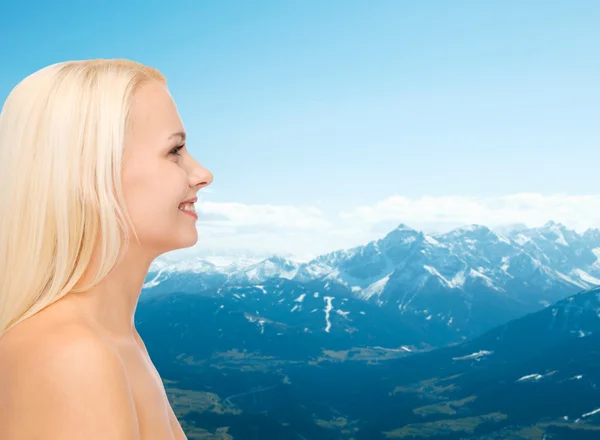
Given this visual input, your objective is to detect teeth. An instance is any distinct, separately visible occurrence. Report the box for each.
[178,203,195,212]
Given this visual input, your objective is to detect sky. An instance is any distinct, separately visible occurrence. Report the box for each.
[1,0,600,260]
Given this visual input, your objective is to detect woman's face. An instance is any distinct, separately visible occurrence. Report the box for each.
[121,79,213,257]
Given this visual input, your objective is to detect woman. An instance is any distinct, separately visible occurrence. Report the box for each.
[0,59,213,439]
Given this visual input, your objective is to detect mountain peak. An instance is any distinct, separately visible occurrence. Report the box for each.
[543,220,567,230]
[583,228,600,239]
[379,223,421,248]
[394,223,416,232]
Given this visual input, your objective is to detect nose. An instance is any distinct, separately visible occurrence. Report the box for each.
[189,161,213,190]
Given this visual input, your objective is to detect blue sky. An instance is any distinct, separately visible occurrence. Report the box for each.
[1,1,600,258]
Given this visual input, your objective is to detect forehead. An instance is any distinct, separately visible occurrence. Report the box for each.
[127,80,183,142]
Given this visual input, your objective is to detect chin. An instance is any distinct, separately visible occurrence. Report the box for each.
[179,230,199,249]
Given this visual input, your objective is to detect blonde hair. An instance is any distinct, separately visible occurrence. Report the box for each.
[0,59,167,337]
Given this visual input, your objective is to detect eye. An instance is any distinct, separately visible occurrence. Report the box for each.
[169,144,185,156]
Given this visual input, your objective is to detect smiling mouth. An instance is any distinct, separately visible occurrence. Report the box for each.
[178,202,196,213]
[178,204,198,219]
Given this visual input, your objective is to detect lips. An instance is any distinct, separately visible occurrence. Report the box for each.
[180,196,198,205]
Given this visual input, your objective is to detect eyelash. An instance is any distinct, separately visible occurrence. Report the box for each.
[169,144,185,156]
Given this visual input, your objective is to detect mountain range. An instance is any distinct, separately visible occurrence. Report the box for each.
[141,221,600,348]
[134,221,600,439]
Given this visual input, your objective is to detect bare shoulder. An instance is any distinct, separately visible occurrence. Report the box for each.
[0,323,141,440]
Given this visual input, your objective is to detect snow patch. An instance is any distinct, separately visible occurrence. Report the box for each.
[360,274,391,300]
[143,269,168,288]
[555,271,587,289]
[424,235,442,247]
[245,314,266,334]
[572,269,600,286]
[324,296,334,333]
[582,408,600,418]
[452,350,493,361]
[294,293,306,303]
[336,309,350,320]
[517,373,543,382]
[423,265,460,288]
[469,268,501,290]
[450,271,466,288]
[372,346,411,352]
[513,234,531,245]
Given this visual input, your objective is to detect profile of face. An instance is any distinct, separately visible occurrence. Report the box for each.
[120,80,213,258]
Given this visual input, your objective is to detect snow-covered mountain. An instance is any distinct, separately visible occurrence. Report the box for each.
[149,222,600,292]
[300,222,600,303]
[142,221,600,342]
[138,221,600,438]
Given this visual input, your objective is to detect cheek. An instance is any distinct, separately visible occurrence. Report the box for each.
[121,168,182,224]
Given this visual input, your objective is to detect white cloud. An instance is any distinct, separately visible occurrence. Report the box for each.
[172,193,600,260]
[340,193,600,233]
[199,201,331,229]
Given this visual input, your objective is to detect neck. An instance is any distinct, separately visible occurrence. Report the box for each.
[66,243,155,341]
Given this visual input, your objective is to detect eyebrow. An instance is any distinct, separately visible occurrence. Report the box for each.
[168,131,187,142]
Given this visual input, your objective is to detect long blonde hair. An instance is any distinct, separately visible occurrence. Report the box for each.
[0,59,167,337]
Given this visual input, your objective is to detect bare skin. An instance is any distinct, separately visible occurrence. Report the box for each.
[0,78,213,439]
